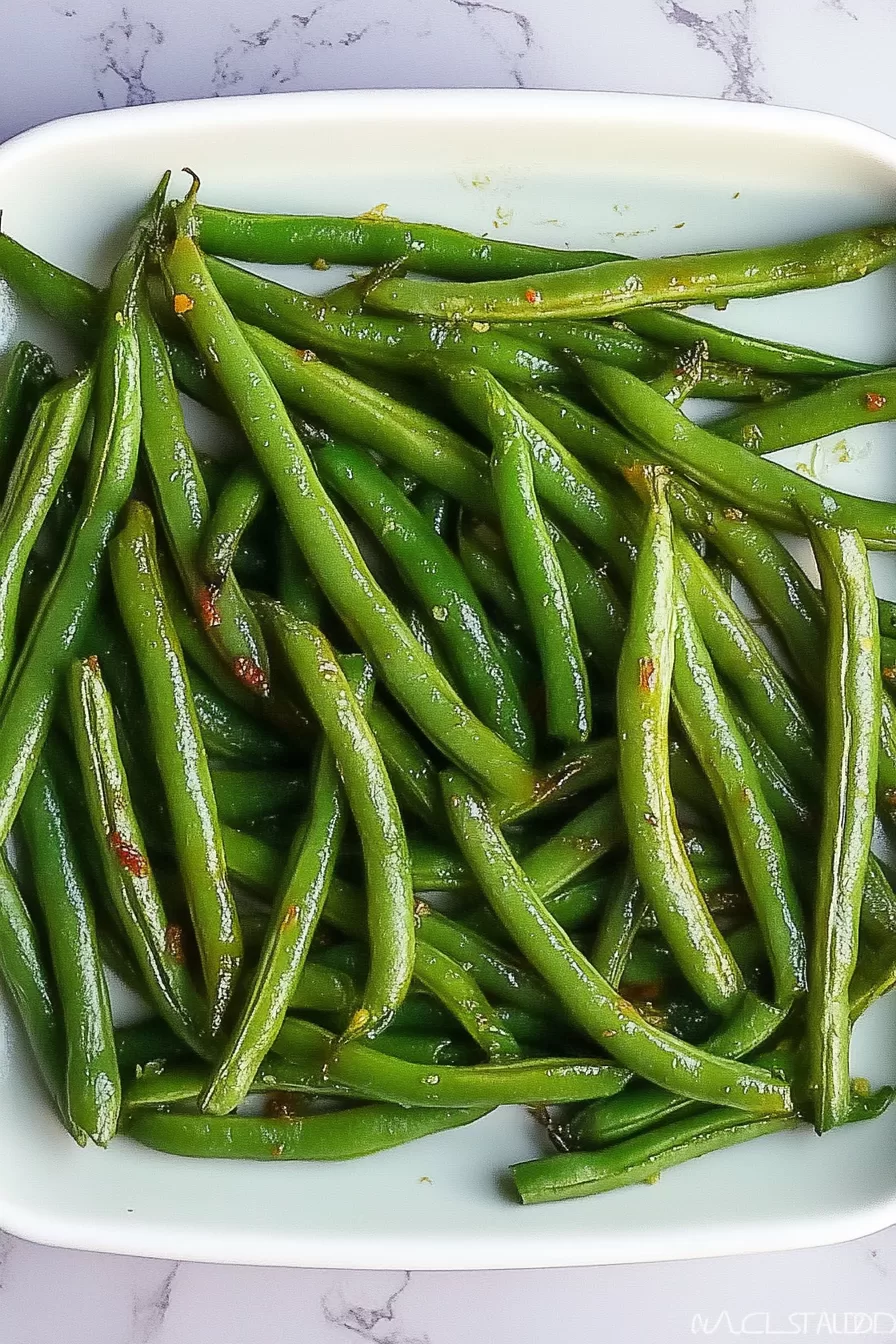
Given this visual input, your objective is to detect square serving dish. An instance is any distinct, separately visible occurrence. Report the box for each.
[2,88,896,1268]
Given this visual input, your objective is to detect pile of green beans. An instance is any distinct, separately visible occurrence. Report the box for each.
[0,178,894,1201]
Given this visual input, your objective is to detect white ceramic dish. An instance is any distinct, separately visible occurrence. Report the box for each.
[2,89,896,1269]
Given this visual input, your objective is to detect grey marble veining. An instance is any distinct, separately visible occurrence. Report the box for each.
[3,0,896,1339]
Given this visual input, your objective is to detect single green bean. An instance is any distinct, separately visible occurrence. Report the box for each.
[194,201,620,277]
[277,519,323,624]
[411,940,521,1061]
[126,1101,488,1160]
[623,306,877,378]
[591,862,647,988]
[200,461,267,586]
[806,522,880,1132]
[20,751,120,1145]
[111,501,242,1033]
[210,767,304,827]
[710,368,896,454]
[368,700,442,829]
[369,222,896,321]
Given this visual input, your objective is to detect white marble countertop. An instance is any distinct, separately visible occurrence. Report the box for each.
[3,0,896,1338]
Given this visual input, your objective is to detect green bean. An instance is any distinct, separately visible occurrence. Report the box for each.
[210,767,304,827]
[623,307,877,378]
[290,961,357,1015]
[806,522,880,1132]
[277,520,323,624]
[617,467,744,1016]
[114,1019,195,1078]
[189,666,294,765]
[582,361,896,548]
[136,284,270,691]
[368,700,441,829]
[671,571,805,1005]
[0,341,56,488]
[369,1032,477,1066]
[254,609,413,1041]
[513,1105,799,1203]
[484,374,590,743]
[0,192,154,845]
[67,657,207,1052]
[111,502,242,1033]
[710,368,896,454]
[0,224,220,410]
[204,254,572,388]
[444,771,790,1111]
[243,329,493,512]
[548,523,626,670]
[316,439,533,757]
[495,736,618,826]
[410,940,521,1061]
[126,1101,488,1160]
[275,1017,629,1106]
[518,792,626,898]
[0,367,93,695]
[457,519,529,630]
[194,202,620,277]
[649,338,707,404]
[369,222,896,321]
[591,862,646,988]
[202,718,350,1114]
[162,209,534,802]
[20,751,120,1145]
[689,361,798,403]
[728,709,814,837]
[0,849,74,1135]
[200,462,267,586]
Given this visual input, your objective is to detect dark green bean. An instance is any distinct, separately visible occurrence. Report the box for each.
[410,941,521,1061]
[591,862,646,988]
[806,522,880,1132]
[210,767,304,827]
[517,792,626,898]
[20,751,120,1145]
[112,502,242,1033]
[194,201,620,277]
[369,222,896,321]
[189,666,294,765]
[368,700,442,829]
[0,341,56,488]
[277,519,323,624]
[623,307,876,378]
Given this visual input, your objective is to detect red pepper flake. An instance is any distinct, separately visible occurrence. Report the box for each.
[865,391,887,412]
[883,665,896,683]
[173,293,194,315]
[109,831,148,878]
[164,924,185,964]
[639,656,657,692]
[86,654,101,674]
[279,904,299,931]
[722,507,745,521]
[233,656,269,695]
[197,584,221,629]
[297,348,318,363]
[524,288,541,305]
[270,1143,286,1158]
[885,789,896,808]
